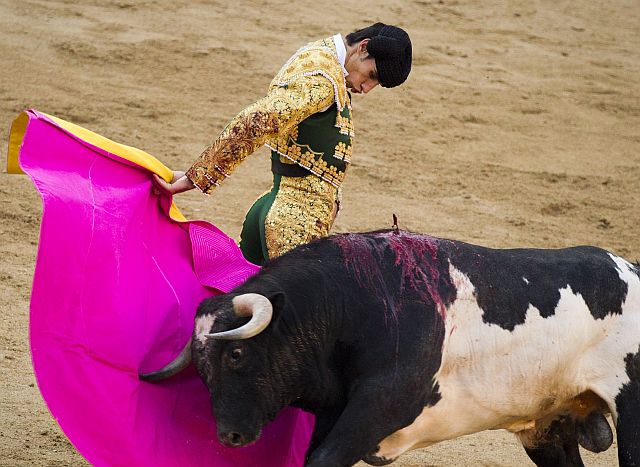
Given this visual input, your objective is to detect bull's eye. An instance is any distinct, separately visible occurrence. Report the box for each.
[230,348,243,360]
[225,345,246,368]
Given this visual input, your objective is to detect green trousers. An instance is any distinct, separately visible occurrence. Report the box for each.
[239,174,281,265]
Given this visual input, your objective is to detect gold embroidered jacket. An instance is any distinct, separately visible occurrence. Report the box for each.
[186,37,352,193]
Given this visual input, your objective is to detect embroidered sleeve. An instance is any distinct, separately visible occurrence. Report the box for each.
[186,74,336,194]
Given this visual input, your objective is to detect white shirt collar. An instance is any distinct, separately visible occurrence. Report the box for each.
[332,34,348,77]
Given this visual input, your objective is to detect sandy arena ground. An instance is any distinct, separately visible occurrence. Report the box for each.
[1,0,638,465]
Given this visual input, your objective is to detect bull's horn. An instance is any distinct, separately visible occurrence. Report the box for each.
[138,338,192,381]
[204,293,273,340]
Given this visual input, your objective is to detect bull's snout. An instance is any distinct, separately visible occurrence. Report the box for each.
[217,428,259,448]
[218,430,245,447]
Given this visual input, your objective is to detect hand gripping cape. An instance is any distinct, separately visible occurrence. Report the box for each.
[7,110,313,466]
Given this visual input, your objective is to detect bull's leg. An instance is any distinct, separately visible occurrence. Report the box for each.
[615,348,640,467]
[519,416,585,467]
[304,378,424,467]
[305,406,343,462]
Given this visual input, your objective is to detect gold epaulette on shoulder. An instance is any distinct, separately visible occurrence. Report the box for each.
[271,41,348,111]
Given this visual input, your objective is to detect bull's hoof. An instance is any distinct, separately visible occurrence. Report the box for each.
[362,453,397,466]
[577,411,613,453]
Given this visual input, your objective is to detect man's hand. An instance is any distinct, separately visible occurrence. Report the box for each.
[152,171,195,196]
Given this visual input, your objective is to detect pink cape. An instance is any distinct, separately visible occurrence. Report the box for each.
[9,110,313,466]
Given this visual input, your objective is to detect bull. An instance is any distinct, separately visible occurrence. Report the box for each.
[141,230,640,467]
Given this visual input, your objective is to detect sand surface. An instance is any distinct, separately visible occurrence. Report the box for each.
[1,0,638,465]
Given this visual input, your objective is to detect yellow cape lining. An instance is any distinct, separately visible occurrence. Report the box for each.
[7,111,186,222]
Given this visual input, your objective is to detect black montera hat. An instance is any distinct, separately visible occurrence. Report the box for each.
[366,25,412,88]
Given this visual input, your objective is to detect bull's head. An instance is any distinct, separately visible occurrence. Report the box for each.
[140,292,297,448]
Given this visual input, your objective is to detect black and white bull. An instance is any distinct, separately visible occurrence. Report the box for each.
[141,230,640,467]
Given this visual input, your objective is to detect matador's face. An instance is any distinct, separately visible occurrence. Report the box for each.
[345,39,380,94]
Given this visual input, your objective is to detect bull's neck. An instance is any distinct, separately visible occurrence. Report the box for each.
[285,298,347,414]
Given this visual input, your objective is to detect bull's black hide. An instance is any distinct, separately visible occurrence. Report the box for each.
[143,230,640,467]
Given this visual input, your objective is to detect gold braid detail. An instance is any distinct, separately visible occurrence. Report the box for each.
[264,175,338,258]
[187,111,278,192]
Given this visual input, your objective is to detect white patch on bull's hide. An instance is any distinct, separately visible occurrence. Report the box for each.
[195,314,216,344]
[374,258,640,460]
[522,277,529,284]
